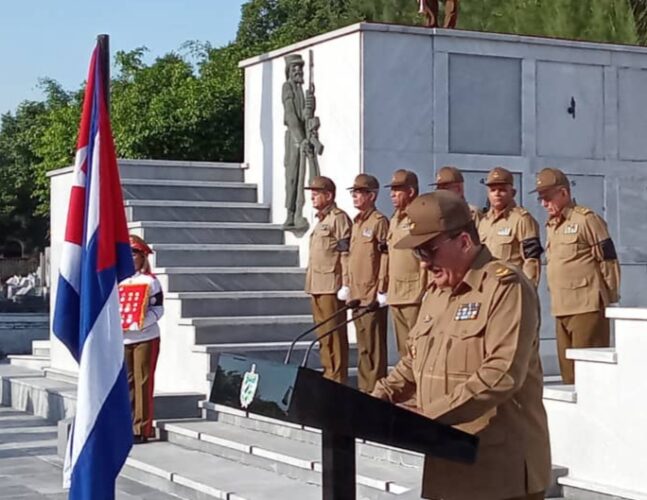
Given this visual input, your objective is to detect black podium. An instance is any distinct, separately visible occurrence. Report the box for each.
[209,354,478,499]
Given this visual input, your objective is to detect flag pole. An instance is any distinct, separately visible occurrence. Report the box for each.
[97,34,110,114]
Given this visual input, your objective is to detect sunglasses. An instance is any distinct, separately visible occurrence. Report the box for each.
[413,236,457,261]
[131,249,144,256]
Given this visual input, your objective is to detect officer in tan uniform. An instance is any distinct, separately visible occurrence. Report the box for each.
[304,176,352,383]
[372,190,551,500]
[479,166,543,286]
[348,174,389,392]
[533,168,621,385]
[431,165,482,226]
[385,169,427,358]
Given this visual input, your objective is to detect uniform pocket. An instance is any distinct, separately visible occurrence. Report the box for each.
[555,234,579,259]
[494,234,514,260]
[394,272,420,299]
[446,317,487,374]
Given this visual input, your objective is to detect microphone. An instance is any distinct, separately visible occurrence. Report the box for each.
[284,299,361,364]
[300,301,380,368]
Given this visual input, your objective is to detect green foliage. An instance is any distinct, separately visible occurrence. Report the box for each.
[0,0,643,251]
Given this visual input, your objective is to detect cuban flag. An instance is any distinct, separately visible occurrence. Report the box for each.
[53,42,135,499]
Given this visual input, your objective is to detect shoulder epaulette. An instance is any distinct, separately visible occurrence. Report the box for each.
[514,206,529,216]
[494,265,518,284]
[574,206,593,216]
[374,211,387,221]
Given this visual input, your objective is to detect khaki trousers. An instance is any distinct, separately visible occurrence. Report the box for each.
[354,306,388,393]
[125,337,160,437]
[311,295,349,384]
[427,0,459,28]
[390,304,420,359]
[556,310,610,384]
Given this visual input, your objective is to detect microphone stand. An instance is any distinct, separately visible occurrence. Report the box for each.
[284,299,360,364]
[300,302,381,368]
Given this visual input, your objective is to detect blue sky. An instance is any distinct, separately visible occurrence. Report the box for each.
[0,0,246,115]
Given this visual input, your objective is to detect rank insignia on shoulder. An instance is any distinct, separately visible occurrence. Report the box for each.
[454,303,480,321]
[494,266,516,282]
[362,228,373,238]
[423,314,432,323]
[497,227,512,236]
[400,222,412,230]
[564,224,578,235]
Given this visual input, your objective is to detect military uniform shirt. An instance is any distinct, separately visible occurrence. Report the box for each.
[479,203,543,285]
[373,247,551,500]
[349,208,389,305]
[305,203,352,294]
[545,204,620,317]
[386,209,427,305]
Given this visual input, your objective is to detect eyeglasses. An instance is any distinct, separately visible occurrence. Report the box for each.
[537,187,562,202]
[413,236,456,261]
[131,249,143,256]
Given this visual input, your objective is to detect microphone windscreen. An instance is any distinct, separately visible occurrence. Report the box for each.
[365,301,380,312]
[347,299,361,310]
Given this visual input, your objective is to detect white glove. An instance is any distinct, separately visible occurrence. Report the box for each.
[337,286,350,301]
[128,323,140,332]
[377,292,388,307]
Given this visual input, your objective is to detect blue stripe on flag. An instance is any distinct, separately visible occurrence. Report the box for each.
[68,366,133,500]
[52,276,81,361]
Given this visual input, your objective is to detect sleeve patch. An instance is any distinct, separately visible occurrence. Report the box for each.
[377,240,389,253]
[149,291,164,307]
[522,237,544,259]
[600,238,618,261]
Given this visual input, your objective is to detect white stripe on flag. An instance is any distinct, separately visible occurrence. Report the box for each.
[86,133,101,246]
[72,147,88,188]
[63,283,125,486]
[59,242,82,294]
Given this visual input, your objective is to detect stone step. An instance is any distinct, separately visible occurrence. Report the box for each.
[119,159,244,182]
[129,221,284,245]
[195,341,358,371]
[122,179,257,203]
[124,440,322,500]
[155,418,419,497]
[125,200,270,223]
[167,291,311,318]
[151,244,300,268]
[31,340,51,357]
[544,384,577,404]
[6,354,50,371]
[182,315,314,344]
[157,267,305,292]
[197,403,568,498]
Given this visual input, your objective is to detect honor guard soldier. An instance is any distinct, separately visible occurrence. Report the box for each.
[372,191,551,500]
[479,166,543,286]
[533,168,621,385]
[385,169,427,359]
[348,174,389,392]
[304,176,352,383]
[431,166,482,226]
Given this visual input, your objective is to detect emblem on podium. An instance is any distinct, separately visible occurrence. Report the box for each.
[240,364,259,409]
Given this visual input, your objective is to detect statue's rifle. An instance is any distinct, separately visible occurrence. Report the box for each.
[305,49,323,180]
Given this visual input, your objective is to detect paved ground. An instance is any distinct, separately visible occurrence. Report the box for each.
[0,406,179,500]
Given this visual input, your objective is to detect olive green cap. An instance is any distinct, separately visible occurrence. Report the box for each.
[385,169,419,190]
[304,176,336,193]
[530,168,569,193]
[348,174,379,191]
[430,166,464,186]
[485,166,514,186]
[394,191,472,249]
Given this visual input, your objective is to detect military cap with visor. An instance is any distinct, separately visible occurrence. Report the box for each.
[304,176,336,193]
[430,166,464,186]
[530,167,570,193]
[485,166,514,186]
[394,190,472,249]
[385,169,419,190]
[348,173,380,191]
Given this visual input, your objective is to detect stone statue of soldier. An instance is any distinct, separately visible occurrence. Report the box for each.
[282,54,311,230]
